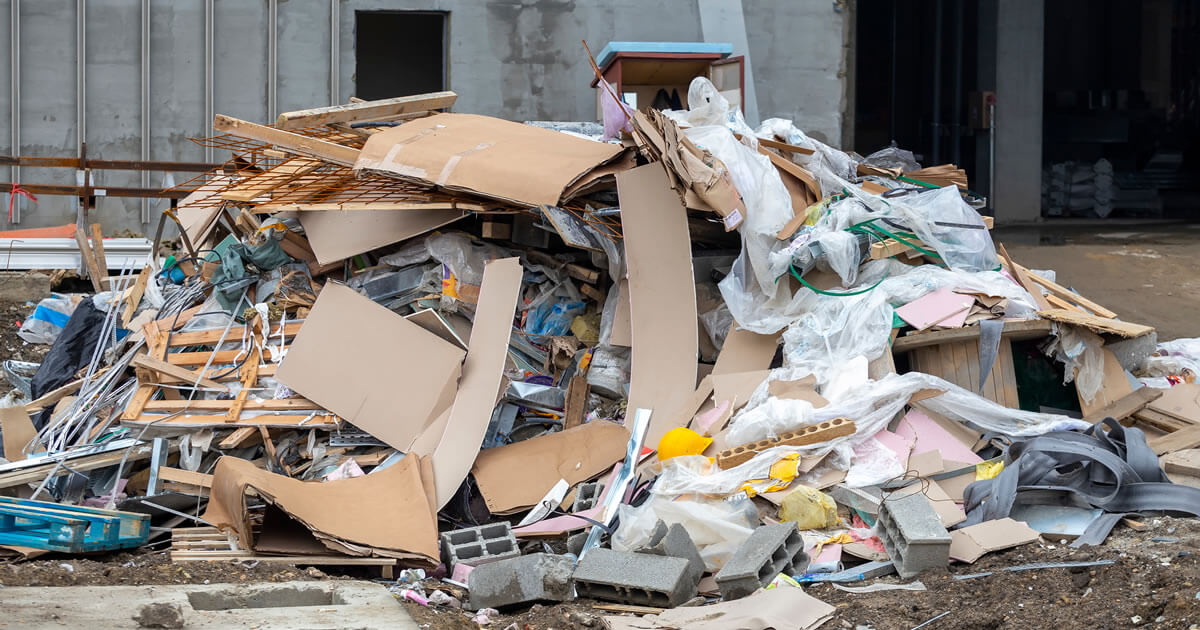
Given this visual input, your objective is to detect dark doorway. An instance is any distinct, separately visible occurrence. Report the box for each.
[355,11,448,101]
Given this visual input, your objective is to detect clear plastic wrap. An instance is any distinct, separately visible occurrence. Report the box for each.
[699,304,734,352]
[379,236,434,268]
[426,232,512,286]
[1139,337,1200,383]
[1045,323,1105,404]
[863,145,921,172]
[886,185,999,273]
[611,494,757,571]
[18,294,79,345]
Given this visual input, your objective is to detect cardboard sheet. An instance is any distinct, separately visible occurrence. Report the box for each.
[767,375,829,408]
[896,409,983,464]
[275,283,466,451]
[428,258,522,508]
[355,113,622,207]
[949,517,1041,563]
[896,288,975,330]
[0,406,40,460]
[712,370,769,412]
[296,208,465,265]
[609,278,632,347]
[203,454,439,565]
[618,164,698,445]
[604,584,835,630]
[712,324,780,375]
[472,420,629,514]
[893,479,966,527]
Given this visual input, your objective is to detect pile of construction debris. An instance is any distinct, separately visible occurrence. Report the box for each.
[4,78,1200,627]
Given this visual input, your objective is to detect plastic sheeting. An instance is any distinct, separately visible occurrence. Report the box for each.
[612,494,758,571]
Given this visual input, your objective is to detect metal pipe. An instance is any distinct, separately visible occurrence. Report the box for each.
[141,0,151,224]
[268,0,278,120]
[330,0,340,105]
[951,0,963,166]
[931,0,943,164]
[204,0,214,162]
[9,0,20,223]
[76,0,87,152]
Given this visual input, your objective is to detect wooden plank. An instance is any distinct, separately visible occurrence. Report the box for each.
[995,243,1052,311]
[74,226,106,293]
[226,343,262,422]
[1162,450,1200,477]
[756,136,816,156]
[565,264,601,284]
[1133,408,1189,433]
[157,467,214,489]
[1045,293,1088,313]
[213,115,360,167]
[1024,268,1118,318]
[165,322,303,347]
[220,158,321,203]
[131,354,229,392]
[122,414,339,429]
[24,371,104,414]
[257,201,489,213]
[1083,387,1163,423]
[218,426,262,449]
[1037,309,1155,338]
[996,338,1020,408]
[122,265,151,327]
[0,443,160,489]
[142,398,322,411]
[1149,424,1200,455]
[591,603,667,615]
[563,371,589,430]
[275,91,457,129]
[170,551,395,565]
[88,223,110,290]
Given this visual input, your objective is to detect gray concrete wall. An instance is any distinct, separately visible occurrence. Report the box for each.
[3,0,848,233]
[993,0,1044,223]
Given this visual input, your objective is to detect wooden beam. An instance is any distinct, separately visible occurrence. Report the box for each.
[1037,309,1154,338]
[218,426,262,449]
[1149,423,1200,455]
[274,91,458,129]
[258,201,489,213]
[1024,267,1118,319]
[89,223,110,290]
[122,265,151,327]
[220,157,321,203]
[995,243,1051,311]
[75,226,106,292]
[213,115,360,167]
[157,467,214,489]
[892,319,1053,353]
[131,354,230,393]
[1082,387,1163,423]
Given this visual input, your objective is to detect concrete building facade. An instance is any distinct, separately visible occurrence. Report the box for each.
[1,0,852,234]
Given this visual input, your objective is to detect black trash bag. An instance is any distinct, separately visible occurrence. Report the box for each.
[28,298,107,430]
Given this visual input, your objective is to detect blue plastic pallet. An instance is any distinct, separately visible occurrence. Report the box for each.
[0,496,149,553]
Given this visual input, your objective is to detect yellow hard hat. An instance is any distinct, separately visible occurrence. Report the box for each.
[657,427,713,461]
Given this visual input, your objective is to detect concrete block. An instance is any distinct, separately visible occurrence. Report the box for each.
[466,553,574,610]
[876,492,951,579]
[829,484,882,516]
[714,522,808,600]
[0,272,50,302]
[440,522,520,570]
[572,481,605,512]
[567,531,588,557]
[637,520,705,586]
[573,548,697,608]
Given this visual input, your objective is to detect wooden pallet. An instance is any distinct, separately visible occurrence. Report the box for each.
[121,319,339,429]
[170,527,395,575]
[0,496,149,553]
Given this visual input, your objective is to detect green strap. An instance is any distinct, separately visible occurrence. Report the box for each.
[849,219,943,261]
[789,263,887,297]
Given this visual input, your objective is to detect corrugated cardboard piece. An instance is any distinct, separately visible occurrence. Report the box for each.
[428,257,523,508]
[275,282,466,451]
[354,113,623,207]
[203,454,439,566]
[618,163,699,446]
[472,420,630,514]
[295,208,466,265]
[949,517,1040,563]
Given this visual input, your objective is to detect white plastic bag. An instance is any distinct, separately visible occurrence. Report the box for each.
[17,294,78,344]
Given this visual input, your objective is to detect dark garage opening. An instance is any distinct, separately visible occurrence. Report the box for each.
[355,11,447,101]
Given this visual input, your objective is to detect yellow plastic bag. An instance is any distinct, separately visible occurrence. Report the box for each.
[778,485,838,530]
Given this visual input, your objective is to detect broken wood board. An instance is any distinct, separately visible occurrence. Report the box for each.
[1038,309,1154,338]
[995,243,1051,311]
[213,115,360,166]
[275,91,457,129]
[618,164,699,446]
[275,282,465,452]
[1082,386,1163,423]
[1162,449,1200,478]
[1024,268,1118,319]
[908,337,1019,409]
[428,258,522,508]
[892,318,1051,353]
[1149,423,1200,455]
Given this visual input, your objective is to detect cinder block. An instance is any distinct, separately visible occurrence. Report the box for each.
[876,492,951,579]
[467,553,574,610]
[572,481,605,512]
[440,522,520,571]
[637,520,705,586]
[714,522,808,600]
[573,548,697,608]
